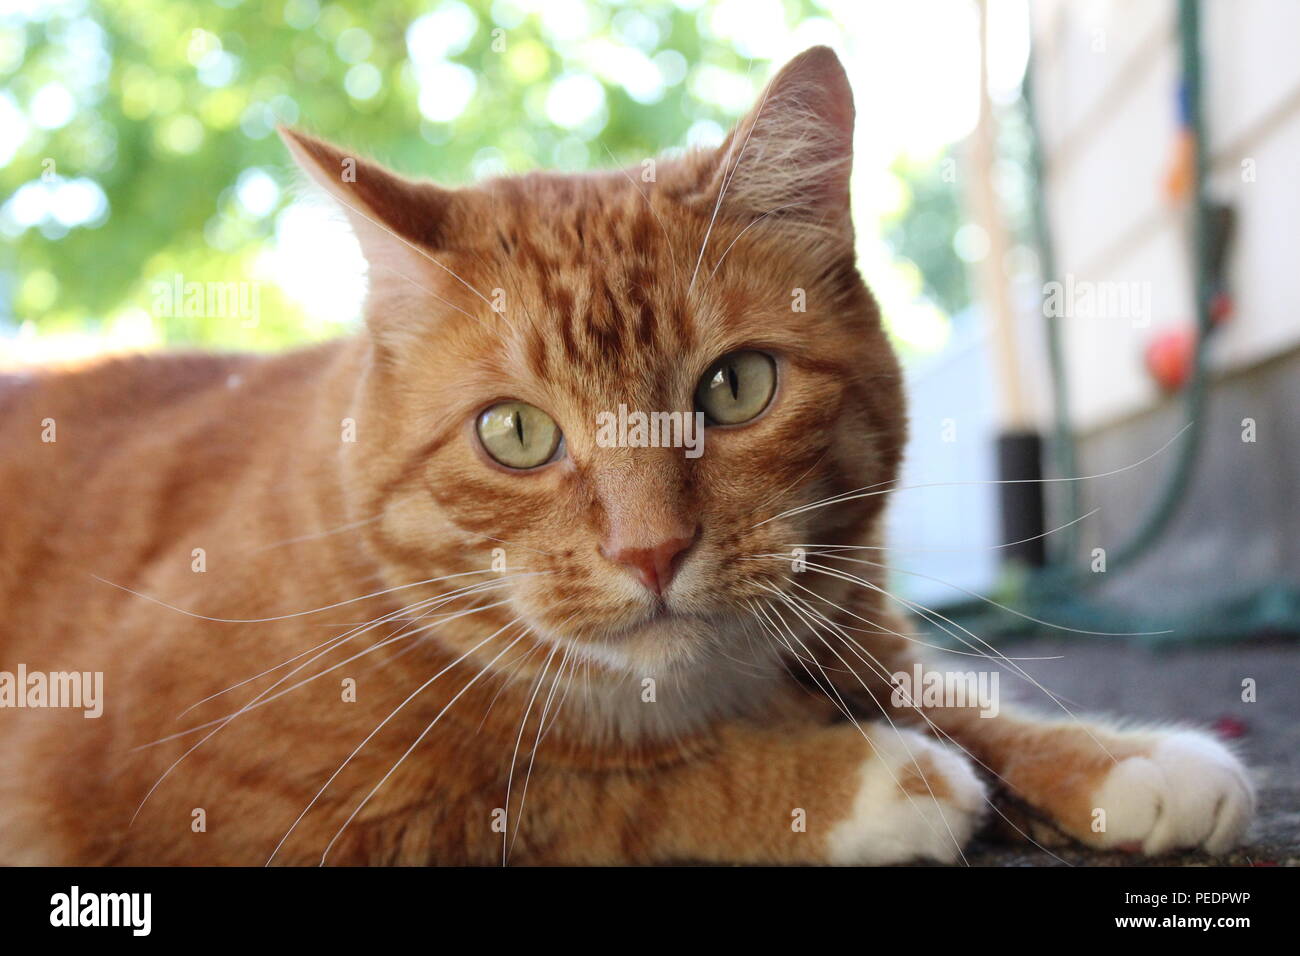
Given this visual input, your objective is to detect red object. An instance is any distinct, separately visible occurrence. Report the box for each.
[1144,327,1196,391]
[1211,715,1249,739]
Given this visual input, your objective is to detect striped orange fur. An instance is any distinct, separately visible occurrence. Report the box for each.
[0,48,1251,865]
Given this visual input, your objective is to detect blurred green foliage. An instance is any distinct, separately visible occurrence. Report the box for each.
[884,150,970,319]
[0,0,970,350]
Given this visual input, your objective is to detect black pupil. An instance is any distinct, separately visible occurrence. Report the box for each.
[513,411,524,444]
[726,363,740,400]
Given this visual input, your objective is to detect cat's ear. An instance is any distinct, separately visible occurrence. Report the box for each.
[278,126,457,265]
[690,46,855,239]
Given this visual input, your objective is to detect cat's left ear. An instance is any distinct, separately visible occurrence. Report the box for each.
[686,46,856,241]
[279,126,459,268]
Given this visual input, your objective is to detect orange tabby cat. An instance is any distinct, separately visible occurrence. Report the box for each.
[0,48,1252,865]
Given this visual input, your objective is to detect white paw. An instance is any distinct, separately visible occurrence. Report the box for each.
[1090,731,1254,855]
[827,727,986,865]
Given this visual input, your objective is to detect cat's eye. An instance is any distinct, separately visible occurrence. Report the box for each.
[694,350,777,425]
[476,401,562,470]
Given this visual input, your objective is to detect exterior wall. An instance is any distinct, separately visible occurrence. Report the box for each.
[1030,0,1300,433]
[1074,344,1300,614]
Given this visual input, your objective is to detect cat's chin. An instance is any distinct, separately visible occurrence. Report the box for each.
[544,610,724,677]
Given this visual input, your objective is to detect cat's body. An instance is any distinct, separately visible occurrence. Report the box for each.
[0,342,866,864]
[0,48,1252,865]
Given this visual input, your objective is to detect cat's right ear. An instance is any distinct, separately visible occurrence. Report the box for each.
[278,126,457,270]
[675,47,856,244]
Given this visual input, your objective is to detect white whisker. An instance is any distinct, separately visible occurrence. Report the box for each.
[786,507,1100,556]
[816,553,1172,637]
[319,627,535,865]
[688,58,766,294]
[752,422,1192,528]
[174,573,541,717]
[749,596,964,862]
[94,567,504,625]
[266,615,525,865]
[320,187,508,325]
[246,514,383,555]
[779,572,1062,661]
[507,642,573,863]
[775,586,1073,864]
[501,641,560,866]
[792,560,1117,762]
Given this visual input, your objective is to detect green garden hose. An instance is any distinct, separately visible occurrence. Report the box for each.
[1026,0,1212,582]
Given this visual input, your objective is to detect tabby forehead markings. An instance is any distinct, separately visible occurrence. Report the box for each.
[508,244,687,384]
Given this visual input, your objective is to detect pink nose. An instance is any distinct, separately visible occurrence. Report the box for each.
[604,532,697,597]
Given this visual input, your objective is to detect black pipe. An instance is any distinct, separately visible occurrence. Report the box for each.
[996,430,1046,567]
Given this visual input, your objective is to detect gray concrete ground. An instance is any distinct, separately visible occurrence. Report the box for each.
[929,636,1299,866]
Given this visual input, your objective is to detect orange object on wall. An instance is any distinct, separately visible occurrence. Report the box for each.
[1163,127,1196,203]
[1145,326,1196,391]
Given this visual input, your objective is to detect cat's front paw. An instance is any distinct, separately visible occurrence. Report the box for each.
[1089,731,1254,856]
[826,727,986,865]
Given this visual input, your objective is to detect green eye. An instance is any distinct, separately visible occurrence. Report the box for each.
[695,350,777,425]
[476,401,561,469]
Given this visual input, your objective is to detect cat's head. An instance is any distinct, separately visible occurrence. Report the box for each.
[284,47,905,676]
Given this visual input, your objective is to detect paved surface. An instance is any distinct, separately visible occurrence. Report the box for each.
[929,636,1299,866]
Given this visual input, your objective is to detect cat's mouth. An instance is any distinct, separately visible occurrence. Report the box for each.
[607,602,693,638]
[639,598,744,647]
[538,585,761,675]
[643,599,680,623]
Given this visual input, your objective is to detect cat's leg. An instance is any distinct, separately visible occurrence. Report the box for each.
[913,703,1254,856]
[519,719,986,865]
[822,618,1254,856]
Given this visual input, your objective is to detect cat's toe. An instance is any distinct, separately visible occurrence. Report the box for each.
[826,727,986,865]
[1090,731,1254,856]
